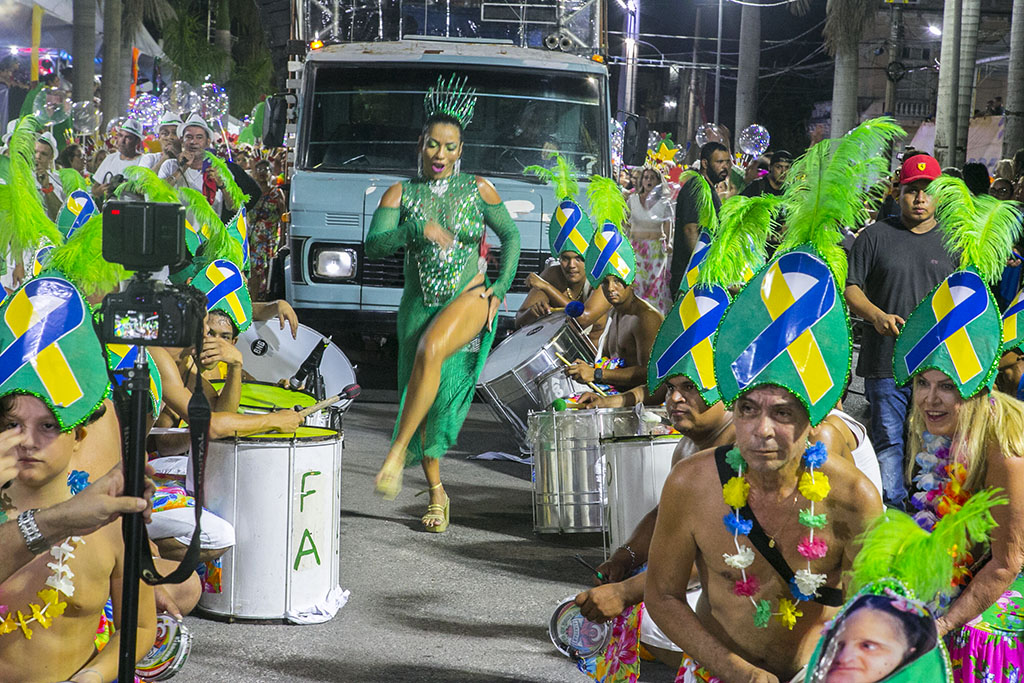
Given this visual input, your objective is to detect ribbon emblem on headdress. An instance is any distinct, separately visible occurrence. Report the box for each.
[731,252,835,404]
[654,285,729,389]
[57,190,98,241]
[107,344,162,411]
[553,201,589,256]
[0,278,84,407]
[590,225,631,284]
[1002,288,1024,347]
[202,260,249,327]
[32,245,52,277]
[904,271,988,384]
[227,208,250,270]
[681,229,712,294]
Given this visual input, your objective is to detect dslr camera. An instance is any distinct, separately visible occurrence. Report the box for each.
[99,201,207,348]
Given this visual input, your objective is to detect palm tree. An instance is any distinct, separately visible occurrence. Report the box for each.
[1005,0,1024,157]
[72,0,96,102]
[823,0,872,139]
[101,0,122,126]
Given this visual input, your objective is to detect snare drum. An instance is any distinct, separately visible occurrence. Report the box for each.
[477,313,595,447]
[237,321,357,399]
[209,380,336,429]
[199,427,343,622]
[136,614,192,680]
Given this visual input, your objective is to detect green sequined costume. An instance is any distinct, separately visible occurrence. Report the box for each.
[368,173,520,464]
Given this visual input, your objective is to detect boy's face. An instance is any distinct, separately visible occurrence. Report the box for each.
[3,395,81,488]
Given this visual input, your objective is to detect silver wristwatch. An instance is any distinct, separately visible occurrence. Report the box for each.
[594,367,604,383]
[17,509,50,555]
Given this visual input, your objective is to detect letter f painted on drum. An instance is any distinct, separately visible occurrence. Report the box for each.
[300,470,321,512]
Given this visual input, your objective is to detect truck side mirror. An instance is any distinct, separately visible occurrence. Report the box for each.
[621,113,648,167]
[263,94,288,148]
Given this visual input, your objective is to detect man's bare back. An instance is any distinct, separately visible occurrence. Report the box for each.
[604,297,662,367]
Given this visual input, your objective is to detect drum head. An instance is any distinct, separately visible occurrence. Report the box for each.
[548,598,610,660]
[479,313,567,383]
[232,426,339,442]
[136,614,192,680]
[210,380,317,412]
[237,321,357,396]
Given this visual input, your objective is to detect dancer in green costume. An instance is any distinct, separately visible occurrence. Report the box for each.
[369,76,521,533]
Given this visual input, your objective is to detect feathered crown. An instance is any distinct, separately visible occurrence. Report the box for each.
[424,74,477,128]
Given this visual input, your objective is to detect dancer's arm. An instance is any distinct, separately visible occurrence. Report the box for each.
[478,179,521,301]
[366,183,420,259]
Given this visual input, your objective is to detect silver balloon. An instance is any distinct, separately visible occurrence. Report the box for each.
[738,124,771,157]
[694,123,725,148]
[106,115,127,138]
[160,81,201,115]
[199,83,229,121]
[645,185,676,222]
[69,100,99,135]
[32,87,72,126]
[129,94,164,129]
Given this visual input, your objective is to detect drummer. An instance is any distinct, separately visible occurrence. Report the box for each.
[515,185,611,347]
[564,180,662,392]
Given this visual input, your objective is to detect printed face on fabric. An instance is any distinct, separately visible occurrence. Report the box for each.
[2,395,81,489]
[911,369,963,438]
[823,608,910,683]
[733,385,811,473]
[420,122,463,180]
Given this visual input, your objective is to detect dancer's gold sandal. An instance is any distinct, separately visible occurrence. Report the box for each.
[374,459,404,500]
[417,483,450,533]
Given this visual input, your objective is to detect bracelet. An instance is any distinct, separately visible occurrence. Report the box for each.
[594,367,604,383]
[617,544,638,569]
[17,509,50,555]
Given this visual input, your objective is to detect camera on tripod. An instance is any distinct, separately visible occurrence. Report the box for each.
[99,201,207,348]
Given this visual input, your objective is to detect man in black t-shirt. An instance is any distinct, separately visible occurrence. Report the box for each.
[844,153,956,509]
[739,149,791,198]
[669,142,729,293]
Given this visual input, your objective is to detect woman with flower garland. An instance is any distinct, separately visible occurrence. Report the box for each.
[893,176,1024,683]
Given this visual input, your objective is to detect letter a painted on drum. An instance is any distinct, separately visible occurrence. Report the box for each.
[294,529,322,570]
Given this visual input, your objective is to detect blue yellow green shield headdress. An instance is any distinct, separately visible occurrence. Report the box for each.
[894,177,1022,398]
[1002,286,1024,354]
[225,207,250,273]
[106,344,163,415]
[190,259,252,333]
[714,118,904,425]
[583,175,633,288]
[0,272,110,431]
[676,170,721,295]
[56,189,99,241]
[527,155,593,258]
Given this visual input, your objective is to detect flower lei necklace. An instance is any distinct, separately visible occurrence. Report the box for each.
[721,440,831,630]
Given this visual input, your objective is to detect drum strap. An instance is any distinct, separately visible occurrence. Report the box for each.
[713,445,843,608]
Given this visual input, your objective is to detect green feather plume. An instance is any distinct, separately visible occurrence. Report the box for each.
[115,165,180,203]
[586,174,628,228]
[204,152,248,209]
[1,117,64,255]
[928,176,1024,284]
[178,187,243,268]
[849,488,1005,604]
[524,154,580,202]
[780,117,905,284]
[678,170,719,235]
[58,168,88,196]
[696,194,781,288]
[48,213,130,296]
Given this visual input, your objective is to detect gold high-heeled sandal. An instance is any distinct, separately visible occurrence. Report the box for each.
[417,483,450,533]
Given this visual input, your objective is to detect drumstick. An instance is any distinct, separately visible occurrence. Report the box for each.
[296,394,343,419]
[554,352,608,397]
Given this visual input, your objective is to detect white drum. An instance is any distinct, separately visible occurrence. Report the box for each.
[199,427,343,622]
[603,434,691,550]
[238,320,357,398]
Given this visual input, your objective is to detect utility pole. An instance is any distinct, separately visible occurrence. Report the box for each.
[72,0,95,102]
[618,0,639,114]
[955,0,981,167]
[883,3,904,116]
[713,0,723,124]
[934,0,961,167]
[1004,0,1024,158]
[735,2,761,147]
[101,0,122,128]
[686,6,702,150]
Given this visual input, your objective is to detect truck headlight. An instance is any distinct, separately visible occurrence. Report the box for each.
[313,248,357,280]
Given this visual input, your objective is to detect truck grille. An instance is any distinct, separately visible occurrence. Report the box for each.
[361,249,546,294]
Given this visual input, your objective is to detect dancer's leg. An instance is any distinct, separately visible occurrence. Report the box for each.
[420,456,447,529]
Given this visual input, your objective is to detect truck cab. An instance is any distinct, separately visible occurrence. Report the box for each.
[286,38,611,333]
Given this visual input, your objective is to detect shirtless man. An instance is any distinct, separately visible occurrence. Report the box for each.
[565,273,662,390]
[517,257,610,347]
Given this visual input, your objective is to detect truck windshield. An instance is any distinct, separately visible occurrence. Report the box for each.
[302,64,606,178]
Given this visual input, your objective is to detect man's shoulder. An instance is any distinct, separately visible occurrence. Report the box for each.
[665,445,721,492]
[821,453,881,512]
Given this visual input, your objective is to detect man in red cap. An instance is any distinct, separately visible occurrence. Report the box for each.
[844,153,956,509]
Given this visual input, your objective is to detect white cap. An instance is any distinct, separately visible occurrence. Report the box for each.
[157,111,184,131]
[38,131,58,154]
[120,117,144,139]
[177,113,215,142]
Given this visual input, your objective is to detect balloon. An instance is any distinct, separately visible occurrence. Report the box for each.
[199,83,229,121]
[645,185,676,223]
[32,87,72,126]
[129,94,164,129]
[160,81,200,115]
[694,123,724,148]
[69,100,99,135]
[106,115,127,138]
[738,124,771,157]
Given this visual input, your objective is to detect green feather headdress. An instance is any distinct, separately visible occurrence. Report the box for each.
[929,176,1024,285]
[678,169,719,235]
[586,174,628,228]
[780,117,905,285]
[849,489,1005,606]
[48,214,131,297]
[2,117,64,254]
[58,168,88,196]
[178,187,244,268]
[204,152,249,210]
[524,154,579,202]
[115,165,181,204]
[696,194,780,288]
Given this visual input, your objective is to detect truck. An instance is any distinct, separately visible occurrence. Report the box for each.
[275,3,620,334]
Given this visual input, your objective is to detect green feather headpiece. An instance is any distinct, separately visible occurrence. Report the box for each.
[1,117,64,254]
[204,152,249,210]
[583,175,634,288]
[58,168,88,196]
[48,214,130,298]
[678,170,719,236]
[694,194,780,290]
[116,165,180,204]
[525,154,579,202]
[586,175,628,230]
[424,74,477,128]
[893,177,1021,398]
[178,187,244,268]
[528,155,594,258]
